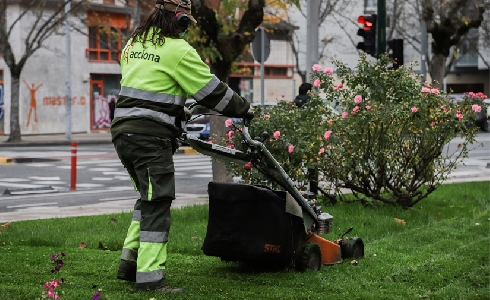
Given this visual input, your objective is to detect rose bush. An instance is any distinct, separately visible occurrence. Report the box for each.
[220,53,483,208]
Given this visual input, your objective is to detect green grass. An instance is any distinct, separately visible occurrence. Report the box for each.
[1,181,489,300]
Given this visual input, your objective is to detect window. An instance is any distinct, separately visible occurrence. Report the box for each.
[265,67,288,77]
[87,11,129,62]
[366,0,377,9]
[457,28,478,66]
[88,26,127,62]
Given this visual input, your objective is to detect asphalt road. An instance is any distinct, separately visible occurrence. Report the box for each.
[0,133,488,222]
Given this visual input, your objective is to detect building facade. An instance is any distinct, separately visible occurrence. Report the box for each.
[0,1,301,135]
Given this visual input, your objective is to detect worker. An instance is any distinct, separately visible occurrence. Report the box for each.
[111,0,252,293]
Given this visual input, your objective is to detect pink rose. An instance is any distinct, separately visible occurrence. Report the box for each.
[354,95,362,104]
[288,145,294,153]
[228,130,234,137]
[273,131,281,139]
[314,79,321,87]
[327,118,333,125]
[324,68,333,75]
[312,64,322,72]
[342,112,348,118]
[319,147,325,154]
[352,106,359,114]
[430,88,440,94]
[264,114,270,118]
[366,105,371,110]
[411,107,418,113]
[281,94,285,98]
[421,87,431,93]
[333,83,343,91]
[324,130,332,140]
[225,119,232,127]
[472,104,481,112]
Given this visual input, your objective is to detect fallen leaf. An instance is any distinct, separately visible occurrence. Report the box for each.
[350,260,358,265]
[394,218,406,225]
[373,253,377,257]
[0,222,12,229]
[79,242,87,249]
[475,223,481,226]
[98,242,109,250]
[110,218,118,225]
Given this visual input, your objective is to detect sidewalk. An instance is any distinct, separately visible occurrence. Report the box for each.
[0,131,197,154]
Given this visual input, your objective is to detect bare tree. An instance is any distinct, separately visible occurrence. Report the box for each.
[422,0,485,88]
[387,0,486,89]
[0,0,88,142]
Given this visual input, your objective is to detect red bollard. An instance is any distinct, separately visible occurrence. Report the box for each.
[70,141,77,190]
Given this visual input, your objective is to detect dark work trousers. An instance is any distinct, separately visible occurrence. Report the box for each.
[113,133,175,291]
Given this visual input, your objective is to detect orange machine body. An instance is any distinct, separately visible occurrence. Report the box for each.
[307,234,342,265]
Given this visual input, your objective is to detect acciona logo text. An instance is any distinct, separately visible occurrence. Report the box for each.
[129,50,160,62]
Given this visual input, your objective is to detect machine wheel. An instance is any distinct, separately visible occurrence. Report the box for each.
[295,242,322,272]
[340,237,364,259]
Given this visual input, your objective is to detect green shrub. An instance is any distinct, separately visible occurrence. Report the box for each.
[220,53,483,208]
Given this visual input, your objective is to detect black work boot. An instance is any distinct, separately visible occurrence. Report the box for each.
[116,260,136,282]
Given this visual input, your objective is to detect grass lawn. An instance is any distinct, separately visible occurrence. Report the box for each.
[0,181,489,300]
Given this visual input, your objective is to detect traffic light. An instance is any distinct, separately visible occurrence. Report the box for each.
[387,39,404,69]
[356,14,377,57]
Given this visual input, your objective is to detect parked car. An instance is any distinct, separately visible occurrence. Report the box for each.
[475,98,490,132]
[186,117,210,141]
[184,99,211,142]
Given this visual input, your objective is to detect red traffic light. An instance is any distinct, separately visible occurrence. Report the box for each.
[357,15,375,28]
[356,14,377,57]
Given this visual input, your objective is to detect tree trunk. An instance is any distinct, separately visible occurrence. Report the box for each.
[210,114,233,183]
[7,75,21,142]
[429,54,446,90]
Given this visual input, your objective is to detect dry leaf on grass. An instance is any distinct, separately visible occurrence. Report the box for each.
[0,222,12,229]
[350,260,358,265]
[110,218,118,225]
[79,242,87,248]
[394,218,406,225]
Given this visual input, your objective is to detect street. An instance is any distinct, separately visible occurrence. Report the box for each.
[0,132,488,222]
[0,145,212,221]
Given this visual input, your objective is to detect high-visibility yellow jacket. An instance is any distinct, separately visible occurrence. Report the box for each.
[111,29,250,141]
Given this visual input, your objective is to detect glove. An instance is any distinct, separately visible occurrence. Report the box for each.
[184,106,192,121]
[245,107,255,120]
[243,107,254,126]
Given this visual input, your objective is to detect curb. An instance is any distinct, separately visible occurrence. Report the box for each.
[0,157,13,164]
[175,147,199,155]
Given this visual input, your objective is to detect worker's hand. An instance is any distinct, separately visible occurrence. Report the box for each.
[184,107,192,121]
[244,107,254,126]
[246,107,255,119]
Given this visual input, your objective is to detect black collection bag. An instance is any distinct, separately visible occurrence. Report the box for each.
[202,182,305,267]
